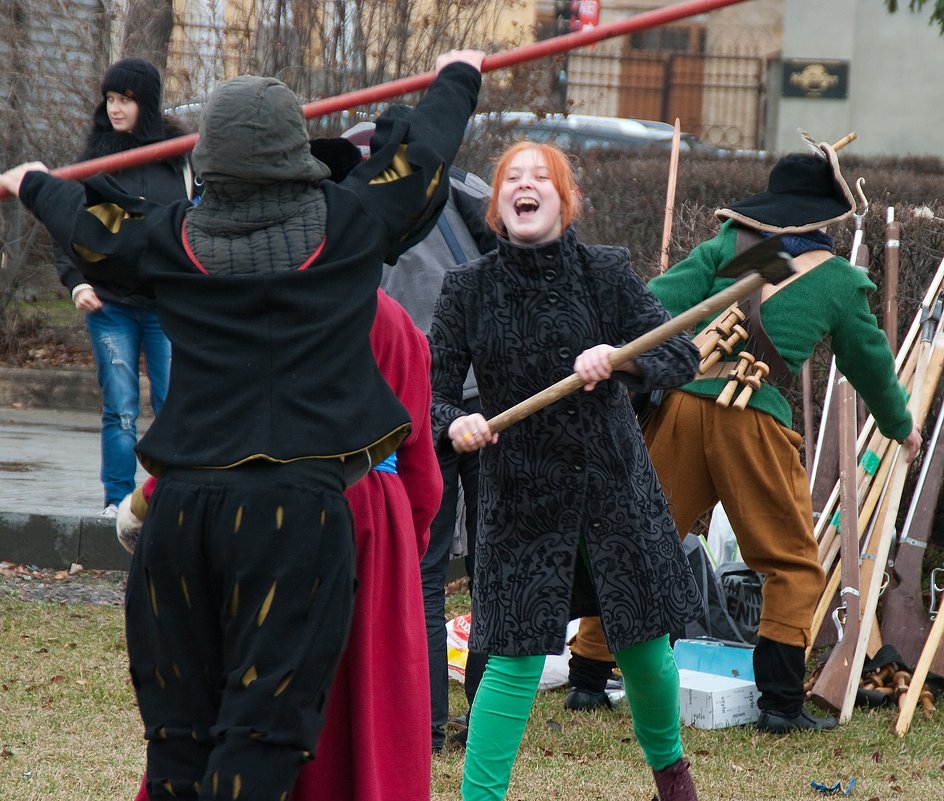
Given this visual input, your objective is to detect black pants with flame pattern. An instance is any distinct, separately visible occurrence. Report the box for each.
[125,460,355,801]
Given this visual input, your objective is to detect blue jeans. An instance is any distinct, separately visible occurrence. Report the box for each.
[85,301,171,507]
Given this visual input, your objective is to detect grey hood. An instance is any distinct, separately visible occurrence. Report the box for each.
[192,75,330,185]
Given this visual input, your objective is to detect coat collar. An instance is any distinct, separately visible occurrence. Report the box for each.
[495,226,578,285]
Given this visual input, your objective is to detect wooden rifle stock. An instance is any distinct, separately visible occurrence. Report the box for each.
[810,377,861,715]
[835,305,942,722]
[880,398,944,666]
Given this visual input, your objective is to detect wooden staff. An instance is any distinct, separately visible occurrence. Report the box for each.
[895,607,944,735]
[479,238,793,438]
[884,207,901,351]
[802,361,816,483]
[810,377,861,715]
[659,119,681,273]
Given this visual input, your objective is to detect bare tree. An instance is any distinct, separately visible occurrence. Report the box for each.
[0,0,530,357]
[885,0,944,33]
[122,0,176,71]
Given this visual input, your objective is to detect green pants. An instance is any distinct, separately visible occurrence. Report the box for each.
[460,635,682,801]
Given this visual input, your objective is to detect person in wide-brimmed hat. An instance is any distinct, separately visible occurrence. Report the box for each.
[566,135,921,735]
[715,142,855,234]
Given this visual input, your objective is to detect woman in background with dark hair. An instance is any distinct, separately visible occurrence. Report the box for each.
[58,57,191,517]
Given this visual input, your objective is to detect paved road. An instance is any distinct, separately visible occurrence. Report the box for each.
[0,406,149,569]
[0,407,150,517]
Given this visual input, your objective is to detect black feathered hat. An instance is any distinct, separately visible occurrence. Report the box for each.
[715,141,855,234]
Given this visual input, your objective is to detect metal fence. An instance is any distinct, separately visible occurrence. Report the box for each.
[564,46,768,150]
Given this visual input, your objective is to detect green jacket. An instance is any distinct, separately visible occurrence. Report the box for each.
[648,220,912,440]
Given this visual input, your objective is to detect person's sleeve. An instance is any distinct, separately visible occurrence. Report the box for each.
[344,62,481,262]
[611,250,699,392]
[20,171,155,283]
[647,227,730,317]
[429,270,475,453]
[450,171,496,254]
[831,277,912,440]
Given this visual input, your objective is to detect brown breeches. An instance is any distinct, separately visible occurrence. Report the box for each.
[572,390,824,661]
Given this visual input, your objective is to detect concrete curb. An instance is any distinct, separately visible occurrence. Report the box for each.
[0,511,131,570]
[0,366,152,414]
[0,366,100,412]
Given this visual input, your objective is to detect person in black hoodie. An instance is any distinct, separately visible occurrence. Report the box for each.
[59,58,192,518]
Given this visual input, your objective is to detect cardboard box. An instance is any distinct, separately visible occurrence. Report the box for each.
[673,637,755,681]
[677,668,759,729]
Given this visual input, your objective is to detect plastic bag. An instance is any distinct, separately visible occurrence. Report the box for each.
[445,613,577,690]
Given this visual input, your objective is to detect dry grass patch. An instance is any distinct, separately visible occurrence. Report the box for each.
[2,593,943,801]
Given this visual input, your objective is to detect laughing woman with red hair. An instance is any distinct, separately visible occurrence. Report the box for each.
[428,141,703,801]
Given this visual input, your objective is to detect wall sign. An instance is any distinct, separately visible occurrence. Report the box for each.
[782,59,849,99]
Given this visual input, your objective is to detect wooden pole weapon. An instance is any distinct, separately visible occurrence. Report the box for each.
[659,118,682,273]
[0,0,756,200]
[481,237,793,437]
[884,207,901,352]
[894,600,944,735]
[834,306,941,722]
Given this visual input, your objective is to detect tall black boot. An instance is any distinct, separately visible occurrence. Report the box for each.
[753,636,837,732]
[565,652,617,711]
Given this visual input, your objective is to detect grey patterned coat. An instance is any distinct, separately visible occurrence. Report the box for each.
[429,228,703,656]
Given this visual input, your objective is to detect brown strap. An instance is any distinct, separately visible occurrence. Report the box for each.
[733,228,793,389]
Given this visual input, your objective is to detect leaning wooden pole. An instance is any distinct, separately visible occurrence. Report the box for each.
[659,118,682,273]
[0,0,755,200]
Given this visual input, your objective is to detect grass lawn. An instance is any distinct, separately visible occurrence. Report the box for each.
[1,591,942,801]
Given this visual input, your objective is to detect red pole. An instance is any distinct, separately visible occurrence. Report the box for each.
[1,0,752,198]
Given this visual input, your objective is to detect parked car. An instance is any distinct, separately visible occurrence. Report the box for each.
[469,111,721,154]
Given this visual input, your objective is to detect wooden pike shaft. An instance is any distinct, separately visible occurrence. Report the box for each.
[658,119,682,274]
[884,208,901,352]
[895,607,944,735]
[485,271,774,435]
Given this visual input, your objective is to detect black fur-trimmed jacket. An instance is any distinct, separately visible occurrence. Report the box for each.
[54,120,191,307]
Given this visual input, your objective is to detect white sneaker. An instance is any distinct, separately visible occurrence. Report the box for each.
[99,504,119,519]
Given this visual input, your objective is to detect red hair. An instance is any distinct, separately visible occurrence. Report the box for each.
[485,141,580,235]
